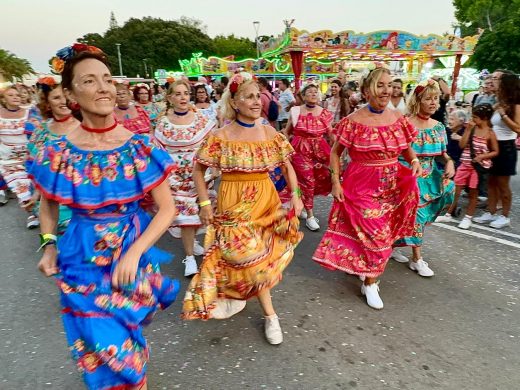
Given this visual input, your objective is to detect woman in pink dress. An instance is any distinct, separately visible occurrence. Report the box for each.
[114,83,152,134]
[283,84,334,231]
[313,68,422,310]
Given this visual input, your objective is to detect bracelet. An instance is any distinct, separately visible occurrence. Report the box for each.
[198,200,211,208]
[292,188,302,198]
[38,233,57,252]
[411,158,420,164]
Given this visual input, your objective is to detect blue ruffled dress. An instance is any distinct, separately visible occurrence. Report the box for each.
[29,134,180,390]
[394,121,454,247]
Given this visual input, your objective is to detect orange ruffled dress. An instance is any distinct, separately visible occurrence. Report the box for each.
[182,131,303,320]
[313,116,419,278]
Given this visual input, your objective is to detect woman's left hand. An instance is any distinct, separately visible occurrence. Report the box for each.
[291,195,304,217]
[112,248,141,289]
[444,160,455,179]
[411,160,423,177]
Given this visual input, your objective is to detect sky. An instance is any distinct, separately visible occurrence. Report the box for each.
[1,0,457,73]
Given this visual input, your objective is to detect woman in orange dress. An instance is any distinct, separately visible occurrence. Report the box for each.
[182,72,303,345]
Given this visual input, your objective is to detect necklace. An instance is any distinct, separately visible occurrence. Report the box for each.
[80,121,117,133]
[305,104,316,109]
[173,110,188,116]
[117,106,130,111]
[367,104,385,114]
[6,107,21,113]
[235,118,255,128]
[417,113,430,120]
[53,115,72,123]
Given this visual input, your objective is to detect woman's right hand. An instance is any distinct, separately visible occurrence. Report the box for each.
[200,205,214,225]
[38,246,59,276]
[411,160,423,177]
[331,182,345,202]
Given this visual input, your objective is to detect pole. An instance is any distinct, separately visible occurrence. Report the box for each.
[115,43,123,76]
[253,21,260,59]
[451,54,462,97]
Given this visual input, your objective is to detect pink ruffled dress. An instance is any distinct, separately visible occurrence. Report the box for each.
[313,116,419,277]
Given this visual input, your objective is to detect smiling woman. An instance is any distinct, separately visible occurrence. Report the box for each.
[29,44,179,390]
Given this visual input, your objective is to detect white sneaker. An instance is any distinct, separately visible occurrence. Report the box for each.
[182,256,198,277]
[299,210,308,219]
[0,190,7,205]
[305,216,320,231]
[474,212,498,224]
[193,240,205,256]
[391,249,409,263]
[168,226,182,238]
[490,215,511,229]
[361,282,383,310]
[435,213,454,223]
[478,196,488,202]
[409,258,434,277]
[26,215,40,229]
[211,299,247,319]
[265,315,283,345]
[457,217,472,230]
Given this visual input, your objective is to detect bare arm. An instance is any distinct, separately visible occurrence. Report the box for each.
[283,117,293,138]
[475,131,499,162]
[281,159,303,216]
[459,125,473,149]
[500,105,520,134]
[401,145,422,177]
[112,180,177,288]
[330,141,346,201]
[37,196,60,276]
[193,161,214,226]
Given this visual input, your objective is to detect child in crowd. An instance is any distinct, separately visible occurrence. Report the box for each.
[436,104,498,229]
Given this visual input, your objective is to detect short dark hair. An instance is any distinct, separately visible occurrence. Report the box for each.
[392,78,403,85]
[472,103,494,121]
[257,77,269,88]
[279,78,290,88]
[61,51,110,92]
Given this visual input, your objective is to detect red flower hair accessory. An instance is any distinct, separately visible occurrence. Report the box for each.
[228,72,253,96]
[49,43,105,74]
[414,79,438,96]
[37,76,59,93]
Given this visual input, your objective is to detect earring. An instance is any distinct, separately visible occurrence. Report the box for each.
[234,108,239,113]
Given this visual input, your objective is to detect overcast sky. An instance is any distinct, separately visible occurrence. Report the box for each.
[2,0,457,73]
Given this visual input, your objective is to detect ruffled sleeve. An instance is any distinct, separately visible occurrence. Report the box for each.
[24,106,43,137]
[319,108,334,128]
[337,116,415,153]
[29,134,174,209]
[195,133,294,172]
[411,122,448,156]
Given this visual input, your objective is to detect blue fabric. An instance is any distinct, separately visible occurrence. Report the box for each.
[269,167,287,191]
[410,122,448,157]
[30,135,179,389]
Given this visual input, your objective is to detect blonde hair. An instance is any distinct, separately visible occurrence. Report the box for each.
[161,79,193,117]
[407,82,441,116]
[360,68,391,99]
[221,79,259,121]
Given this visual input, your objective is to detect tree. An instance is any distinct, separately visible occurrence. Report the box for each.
[109,11,118,30]
[0,48,34,80]
[213,35,256,59]
[453,0,520,72]
[77,17,215,77]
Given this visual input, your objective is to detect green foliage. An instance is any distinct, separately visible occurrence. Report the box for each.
[0,48,34,80]
[76,17,216,77]
[453,0,520,72]
[213,35,256,60]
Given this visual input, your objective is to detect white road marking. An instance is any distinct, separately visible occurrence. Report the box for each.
[432,222,520,250]
[466,223,520,240]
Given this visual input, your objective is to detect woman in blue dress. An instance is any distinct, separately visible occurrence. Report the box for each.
[30,44,179,390]
[392,80,455,276]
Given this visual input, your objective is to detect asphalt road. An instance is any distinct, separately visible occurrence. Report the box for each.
[1,172,519,390]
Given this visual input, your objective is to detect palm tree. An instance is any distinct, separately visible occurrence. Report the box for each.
[0,48,34,81]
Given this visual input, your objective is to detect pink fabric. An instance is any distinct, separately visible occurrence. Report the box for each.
[118,105,151,134]
[290,109,333,210]
[460,135,492,169]
[313,116,419,277]
[454,163,479,189]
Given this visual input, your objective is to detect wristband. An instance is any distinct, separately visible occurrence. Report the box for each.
[38,233,57,252]
[198,200,211,208]
[292,188,302,198]
[411,158,420,164]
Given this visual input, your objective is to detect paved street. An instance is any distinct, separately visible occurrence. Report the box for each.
[1,174,519,390]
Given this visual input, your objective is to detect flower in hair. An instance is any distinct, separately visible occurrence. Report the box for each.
[50,57,65,74]
[228,72,252,95]
[37,76,58,92]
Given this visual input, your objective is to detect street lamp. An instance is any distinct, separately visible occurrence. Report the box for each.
[115,43,123,76]
[253,21,260,59]
[143,58,148,78]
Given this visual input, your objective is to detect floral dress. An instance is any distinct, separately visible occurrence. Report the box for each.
[139,102,161,127]
[287,107,333,210]
[116,105,151,134]
[29,135,180,390]
[154,111,216,228]
[313,116,419,278]
[394,121,455,247]
[182,130,303,319]
[0,109,40,203]
[26,120,72,235]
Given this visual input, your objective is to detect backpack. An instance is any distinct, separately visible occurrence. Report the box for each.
[263,93,279,122]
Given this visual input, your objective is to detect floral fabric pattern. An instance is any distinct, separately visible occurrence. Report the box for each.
[117,105,151,135]
[313,116,419,277]
[29,135,180,389]
[154,111,216,227]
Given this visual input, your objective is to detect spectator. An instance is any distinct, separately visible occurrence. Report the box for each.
[258,77,279,127]
[276,78,295,131]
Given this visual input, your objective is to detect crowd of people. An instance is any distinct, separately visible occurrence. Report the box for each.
[1,42,519,389]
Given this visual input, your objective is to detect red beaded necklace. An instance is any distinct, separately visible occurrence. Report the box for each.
[80,121,117,133]
[53,115,72,123]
